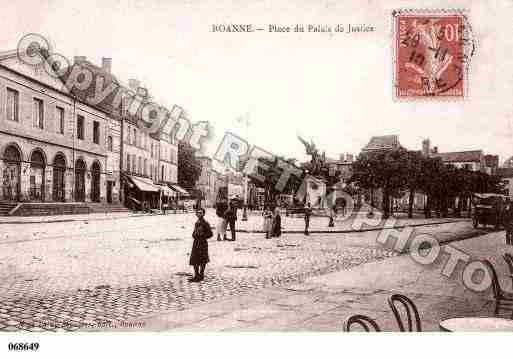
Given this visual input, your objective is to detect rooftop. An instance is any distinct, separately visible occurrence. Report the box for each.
[362,135,401,152]
[433,150,483,163]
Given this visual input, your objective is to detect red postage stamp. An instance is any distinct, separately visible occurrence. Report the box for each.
[392,9,474,100]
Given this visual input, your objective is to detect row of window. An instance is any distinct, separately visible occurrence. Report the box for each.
[6,87,101,145]
[126,124,154,152]
[125,154,175,182]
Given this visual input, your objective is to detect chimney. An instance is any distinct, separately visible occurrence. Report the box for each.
[101,57,112,73]
[339,153,345,162]
[74,56,86,64]
[422,138,430,156]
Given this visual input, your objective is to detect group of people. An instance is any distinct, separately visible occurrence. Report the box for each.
[187,201,337,282]
[215,199,238,241]
[187,199,238,283]
[262,205,282,239]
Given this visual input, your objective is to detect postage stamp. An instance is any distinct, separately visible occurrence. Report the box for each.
[392,9,475,100]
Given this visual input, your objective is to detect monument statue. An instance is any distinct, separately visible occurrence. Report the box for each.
[298,136,324,174]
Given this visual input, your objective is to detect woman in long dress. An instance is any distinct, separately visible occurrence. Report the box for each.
[263,206,273,239]
[189,208,213,282]
[271,206,282,238]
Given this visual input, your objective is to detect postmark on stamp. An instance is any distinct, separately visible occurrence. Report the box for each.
[392,9,475,100]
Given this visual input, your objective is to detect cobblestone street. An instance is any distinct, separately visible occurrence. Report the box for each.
[0,211,481,331]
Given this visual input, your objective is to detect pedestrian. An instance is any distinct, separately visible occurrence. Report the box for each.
[263,206,273,239]
[189,207,213,282]
[271,206,282,238]
[340,198,347,216]
[304,202,312,236]
[328,204,336,227]
[504,198,513,245]
[215,200,228,241]
[225,201,237,241]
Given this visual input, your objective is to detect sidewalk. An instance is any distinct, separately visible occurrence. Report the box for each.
[117,231,513,331]
[0,211,147,224]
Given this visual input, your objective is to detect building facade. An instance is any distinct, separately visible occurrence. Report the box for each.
[0,50,113,206]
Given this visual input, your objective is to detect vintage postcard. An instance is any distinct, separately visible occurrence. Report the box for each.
[1,0,513,357]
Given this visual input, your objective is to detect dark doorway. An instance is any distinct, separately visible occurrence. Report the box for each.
[107,181,113,203]
[2,145,21,202]
[75,159,86,202]
[91,161,101,202]
[29,150,46,201]
[53,154,66,202]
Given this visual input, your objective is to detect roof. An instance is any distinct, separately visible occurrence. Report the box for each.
[156,184,175,196]
[169,184,189,195]
[59,60,126,117]
[433,150,483,163]
[362,135,400,152]
[129,175,159,192]
[497,167,513,178]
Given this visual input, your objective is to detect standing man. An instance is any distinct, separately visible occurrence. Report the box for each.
[504,198,513,245]
[215,199,228,241]
[304,202,312,236]
[225,200,237,241]
[328,204,336,227]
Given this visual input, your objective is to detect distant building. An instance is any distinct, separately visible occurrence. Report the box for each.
[361,135,401,152]
[497,168,513,196]
[326,153,354,183]
[503,156,513,168]
[422,138,499,174]
[196,156,217,206]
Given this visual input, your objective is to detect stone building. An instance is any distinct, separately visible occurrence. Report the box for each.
[0,50,115,214]
[196,156,217,207]
[61,57,179,210]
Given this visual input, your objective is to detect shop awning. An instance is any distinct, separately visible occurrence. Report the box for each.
[169,184,189,195]
[158,185,175,197]
[129,176,160,192]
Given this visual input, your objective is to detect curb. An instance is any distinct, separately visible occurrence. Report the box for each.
[234,219,470,234]
[0,212,167,225]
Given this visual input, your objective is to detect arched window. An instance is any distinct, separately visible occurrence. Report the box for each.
[29,150,46,201]
[107,136,113,151]
[138,157,142,175]
[133,128,137,146]
[2,145,22,201]
[161,165,165,182]
[126,154,130,172]
[91,161,101,202]
[52,154,66,202]
[144,159,147,176]
[74,159,86,202]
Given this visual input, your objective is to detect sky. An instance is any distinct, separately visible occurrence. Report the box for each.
[2,0,513,165]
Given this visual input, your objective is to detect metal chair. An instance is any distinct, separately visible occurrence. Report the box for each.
[483,259,513,317]
[343,314,381,332]
[388,294,422,332]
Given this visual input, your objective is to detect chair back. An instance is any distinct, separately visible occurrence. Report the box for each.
[504,253,513,276]
[388,294,422,332]
[343,314,381,332]
[482,259,502,298]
